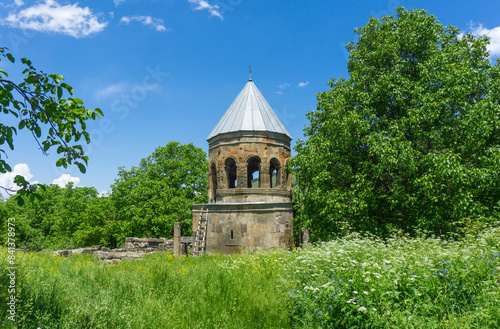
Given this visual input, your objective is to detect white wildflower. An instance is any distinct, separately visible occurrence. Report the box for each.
[346,298,357,304]
[358,306,367,312]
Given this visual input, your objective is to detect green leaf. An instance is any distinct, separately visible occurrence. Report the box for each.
[3,162,11,172]
[16,196,25,206]
[27,74,42,83]
[21,58,32,65]
[13,175,28,187]
[77,162,86,173]
[83,131,90,144]
[61,82,74,95]
[6,53,15,63]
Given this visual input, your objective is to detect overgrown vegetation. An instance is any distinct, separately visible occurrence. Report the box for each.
[1,224,499,328]
[0,141,207,251]
[111,141,207,239]
[0,183,117,250]
[283,225,500,328]
[291,7,500,240]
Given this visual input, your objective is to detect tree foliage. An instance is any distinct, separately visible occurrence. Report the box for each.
[291,8,500,240]
[0,142,208,250]
[111,141,208,239]
[0,47,102,204]
[0,183,116,250]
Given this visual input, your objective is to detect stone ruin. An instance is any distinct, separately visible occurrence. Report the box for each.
[52,224,192,263]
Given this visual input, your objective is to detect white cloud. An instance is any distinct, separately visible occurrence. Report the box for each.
[468,22,500,57]
[277,83,290,89]
[95,83,127,99]
[52,174,80,187]
[114,0,125,6]
[1,0,108,38]
[2,0,24,7]
[0,163,33,197]
[297,81,309,88]
[187,0,223,20]
[120,15,168,32]
[98,190,110,197]
[274,91,283,95]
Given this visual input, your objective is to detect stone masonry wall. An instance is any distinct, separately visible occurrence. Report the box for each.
[52,237,193,262]
[193,202,293,254]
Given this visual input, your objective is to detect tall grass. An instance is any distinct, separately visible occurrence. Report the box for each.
[281,228,500,328]
[1,225,499,328]
[1,251,289,329]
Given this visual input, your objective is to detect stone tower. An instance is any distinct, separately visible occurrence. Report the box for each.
[192,76,293,254]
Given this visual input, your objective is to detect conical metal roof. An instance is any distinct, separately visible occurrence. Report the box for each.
[207,80,292,141]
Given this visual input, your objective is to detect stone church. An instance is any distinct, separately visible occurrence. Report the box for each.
[192,75,293,254]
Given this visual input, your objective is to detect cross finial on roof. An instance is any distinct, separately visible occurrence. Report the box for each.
[249,65,252,81]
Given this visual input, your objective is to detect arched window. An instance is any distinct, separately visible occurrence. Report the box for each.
[269,158,281,188]
[225,158,237,188]
[247,156,261,188]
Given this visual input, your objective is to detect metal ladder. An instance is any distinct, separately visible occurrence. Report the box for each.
[193,208,208,256]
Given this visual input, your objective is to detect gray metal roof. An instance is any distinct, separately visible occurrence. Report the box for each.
[207,80,292,141]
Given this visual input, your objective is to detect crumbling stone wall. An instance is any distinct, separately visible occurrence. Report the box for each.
[52,237,193,262]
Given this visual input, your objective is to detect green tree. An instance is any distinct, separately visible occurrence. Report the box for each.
[0,47,102,204]
[291,8,500,240]
[0,183,116,250]
[111,141,208,239]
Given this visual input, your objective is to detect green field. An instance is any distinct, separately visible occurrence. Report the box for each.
[1,225,499,328]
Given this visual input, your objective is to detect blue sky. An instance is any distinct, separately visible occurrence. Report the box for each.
[1,0,499,196]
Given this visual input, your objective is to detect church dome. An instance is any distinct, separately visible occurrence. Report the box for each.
[207,79,292,143]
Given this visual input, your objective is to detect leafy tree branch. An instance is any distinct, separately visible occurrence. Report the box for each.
[0,47,102,204]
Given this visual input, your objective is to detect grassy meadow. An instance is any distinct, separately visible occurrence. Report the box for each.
[1,225,500,328]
